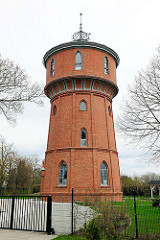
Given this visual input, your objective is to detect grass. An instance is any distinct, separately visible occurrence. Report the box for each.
[51,235,86,240]
[112,197,160,237]
[50,197,160,240]
[51,235,128,240]
[74,196,160,239]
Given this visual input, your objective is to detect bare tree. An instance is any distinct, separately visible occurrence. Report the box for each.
[0,138,15,188]
[117,47,160,162]
[0,55,44,123]
[0,138,41,193]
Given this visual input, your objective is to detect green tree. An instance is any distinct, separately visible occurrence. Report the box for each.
[16,158,33,189]
[0,139,41,194]
[121,175,135,187]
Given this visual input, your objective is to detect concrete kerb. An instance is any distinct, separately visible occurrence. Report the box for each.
[0,229,57,240]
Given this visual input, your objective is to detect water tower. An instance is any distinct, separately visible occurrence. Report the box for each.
[41,15,122,201]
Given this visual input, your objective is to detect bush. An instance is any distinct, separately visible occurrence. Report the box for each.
[122,186,151,197]
[85,219,101,240]
[32,184,40,193]
[152,198,160,207]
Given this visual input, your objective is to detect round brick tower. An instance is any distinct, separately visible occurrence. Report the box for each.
[41,18,122,201]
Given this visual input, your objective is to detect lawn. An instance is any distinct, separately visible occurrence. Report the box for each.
[52,236,86,240]
[62,196,160,240]
[51,235,127,240]
[114,197,160,237]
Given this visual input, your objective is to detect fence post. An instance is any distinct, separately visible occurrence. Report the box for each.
[133,190,139,239]
[46,195,52,235]
[71,188,74,235]
[10,196,15,229]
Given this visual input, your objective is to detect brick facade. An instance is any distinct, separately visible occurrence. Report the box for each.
[41,41,122,201]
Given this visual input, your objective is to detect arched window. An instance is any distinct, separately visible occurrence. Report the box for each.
[53,105,56,115]
[59,161,67,186]
[80,100,86,111]
[75,51,82,70]
[100,162,108,186]
[81,129,87,147]
[50,58,55,77]
[104,56,109,75]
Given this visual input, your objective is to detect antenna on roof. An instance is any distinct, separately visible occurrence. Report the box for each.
[72,13,91,41]
[80,12,82,32]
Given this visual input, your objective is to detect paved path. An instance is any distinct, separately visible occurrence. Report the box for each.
[0,229,57,240]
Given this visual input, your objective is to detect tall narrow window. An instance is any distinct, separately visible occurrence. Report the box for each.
[108,106,111,116]
[53,105,57,115]
[50,58,55,77]
[80,100,86,111]
[104,56,109,75]
[81,129,87,147]
[59,161,67,186]
[100,162,108,186]
[75,51,82,70]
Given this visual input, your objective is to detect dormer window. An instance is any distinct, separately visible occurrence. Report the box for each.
[104,56,109,75]
[75,51,82,70]
[50,58,55,77]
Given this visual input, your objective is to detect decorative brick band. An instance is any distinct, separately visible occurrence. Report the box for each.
[45,147,119,155]
[44,77,118,100]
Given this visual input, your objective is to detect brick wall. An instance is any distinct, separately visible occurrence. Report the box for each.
[41,45,122,201]
[46,48,117,85]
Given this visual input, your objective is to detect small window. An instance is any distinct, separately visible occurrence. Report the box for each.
[59,161,67,186]
[81,129,87,147]
[108,106,111,116]
[100,162,108,186]
[80,100,86,111]
[104,56,109,75]
[53,105,56,115]
[50,58,55,77]
[75,51,82,70]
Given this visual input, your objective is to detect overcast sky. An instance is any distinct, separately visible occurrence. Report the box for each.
[0,0,160,176]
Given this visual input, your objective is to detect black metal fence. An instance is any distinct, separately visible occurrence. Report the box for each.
[0,190,160,239]
[0,195,52,234]
[71,189,160,239]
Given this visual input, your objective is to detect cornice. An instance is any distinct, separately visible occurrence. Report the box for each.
[43,41,120,68]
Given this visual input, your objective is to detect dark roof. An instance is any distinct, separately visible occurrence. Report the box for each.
[43,41,120,68]
[149,180,160,185]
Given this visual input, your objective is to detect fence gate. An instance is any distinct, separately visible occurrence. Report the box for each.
[0,195,52,234]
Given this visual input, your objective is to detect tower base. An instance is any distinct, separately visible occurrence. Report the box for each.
[41,190,123,202]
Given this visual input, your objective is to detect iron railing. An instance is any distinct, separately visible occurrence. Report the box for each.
[0,195,52,234]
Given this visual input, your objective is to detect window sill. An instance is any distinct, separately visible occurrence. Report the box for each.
[101,185,109,188]
[56,185,67,188]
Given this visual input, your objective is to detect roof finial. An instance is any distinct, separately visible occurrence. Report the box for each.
[72,13,91,42]
[80,12,82,32]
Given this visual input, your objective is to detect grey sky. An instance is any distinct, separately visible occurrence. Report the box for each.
[0,0,160,176]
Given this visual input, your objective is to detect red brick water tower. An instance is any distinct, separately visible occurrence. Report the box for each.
[41,16,122,201]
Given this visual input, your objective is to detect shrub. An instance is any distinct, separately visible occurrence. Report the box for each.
[32,184,40,193]
[152,198,160,207]
[85,219,101,240]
